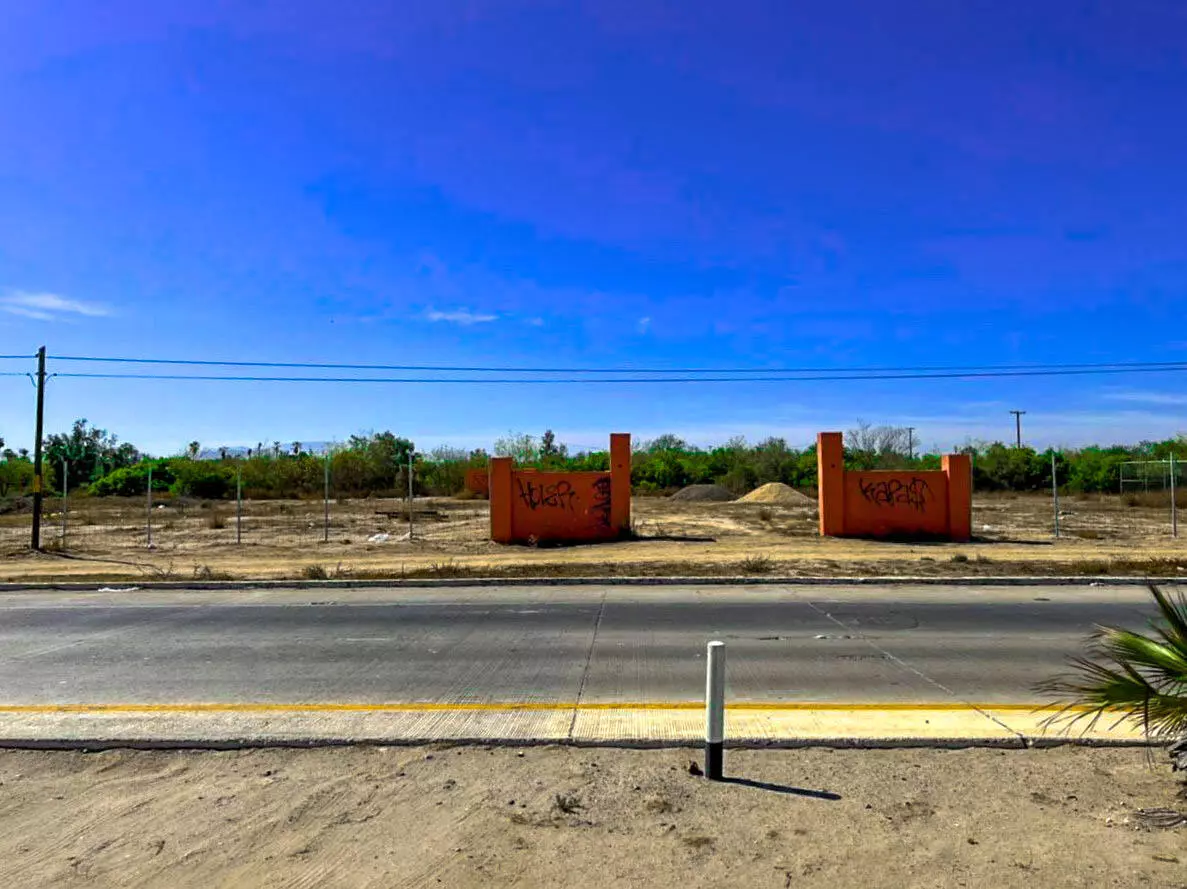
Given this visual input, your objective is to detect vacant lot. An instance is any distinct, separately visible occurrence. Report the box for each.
[0,745,1182,888]
[1,492,1185,582]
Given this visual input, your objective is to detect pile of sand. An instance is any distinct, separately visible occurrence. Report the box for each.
[737,482,814,505]
[669,484,735,502]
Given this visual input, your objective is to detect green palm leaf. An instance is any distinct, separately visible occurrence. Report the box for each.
[1038,584,1187,741]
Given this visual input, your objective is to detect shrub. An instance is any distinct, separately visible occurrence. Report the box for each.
[169,461,235,499]
[739,554,775,574]
[88,460,174,497]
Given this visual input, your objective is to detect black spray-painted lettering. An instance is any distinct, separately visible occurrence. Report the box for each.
[858,477,934,512]
[516,478,579,512]
[589,476,612,529]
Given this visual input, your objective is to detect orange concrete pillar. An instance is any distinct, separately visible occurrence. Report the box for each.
[942,453,972,542]
[490,457,514,543]
[609,432,631,535]
[817,432,845,537]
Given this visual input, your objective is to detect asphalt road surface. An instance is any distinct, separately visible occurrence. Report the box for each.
[0,584,1164,706]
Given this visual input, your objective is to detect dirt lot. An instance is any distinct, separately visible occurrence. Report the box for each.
[0,745,1182,888]
[2,492,1185,582]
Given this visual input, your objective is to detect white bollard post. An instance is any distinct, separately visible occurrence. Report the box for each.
[705,640,725,780]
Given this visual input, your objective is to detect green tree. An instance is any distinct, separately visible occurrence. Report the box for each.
[44,419,141,493]
[0,454,34,498]
[494,432,539,465]
[645,434,688,453]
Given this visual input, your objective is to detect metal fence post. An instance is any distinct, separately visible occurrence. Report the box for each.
[61,459,67,544]
[705,640,726,780]
[1171,452,1178,539]
[1051,452,1059,539]
[408,452,414,541]
[323,453,330,543]
[236,466,242,545]
[146,464,153,548]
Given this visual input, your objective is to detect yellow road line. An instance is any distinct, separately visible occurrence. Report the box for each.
[0,702,1095,714]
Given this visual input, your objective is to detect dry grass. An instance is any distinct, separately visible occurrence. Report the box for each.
[2,491,1186,582]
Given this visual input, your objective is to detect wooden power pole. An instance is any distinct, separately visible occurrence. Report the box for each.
[1009,410,1026,449]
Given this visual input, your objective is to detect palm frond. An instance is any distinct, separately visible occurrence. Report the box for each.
[1149,583,1187,649]
[1038,584,1187,741]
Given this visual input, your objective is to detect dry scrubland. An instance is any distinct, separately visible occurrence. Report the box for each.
[1,490,1185,582]
[0,745,1183,888]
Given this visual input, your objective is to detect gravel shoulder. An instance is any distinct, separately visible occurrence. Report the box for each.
[0,745,1183,888]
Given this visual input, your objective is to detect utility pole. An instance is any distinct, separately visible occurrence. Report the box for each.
[30,346,46,551]
[1009,410,1026,449]
[906,427,916,461]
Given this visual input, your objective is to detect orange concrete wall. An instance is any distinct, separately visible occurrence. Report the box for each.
[464,469,489,497]
[816,431,971,541]
[490,458,514,543]
[490,434,631,544]
[816,432,846,537]
[942,453,973,541]
[843,470,950,537]
[509,471,617,542]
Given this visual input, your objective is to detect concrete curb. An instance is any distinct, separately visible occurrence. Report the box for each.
[0,736,1155,752]
[0,575,1177,592]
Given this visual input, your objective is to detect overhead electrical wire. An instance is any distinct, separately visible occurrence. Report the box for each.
[39,354,1187,375]
[45,365,1187,384]
[6,352,1187,383]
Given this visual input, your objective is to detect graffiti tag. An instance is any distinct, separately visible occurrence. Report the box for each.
[516,478,579,512]
[858,477,934,512]
[589,476,612,529]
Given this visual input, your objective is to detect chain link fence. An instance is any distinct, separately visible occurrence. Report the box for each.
[1,450,1182,567]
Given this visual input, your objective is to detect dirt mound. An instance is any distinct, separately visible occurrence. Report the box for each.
[737,482,814,506]
[670,484,735,502]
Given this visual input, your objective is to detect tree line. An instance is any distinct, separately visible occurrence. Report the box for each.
[1,420,1185,502]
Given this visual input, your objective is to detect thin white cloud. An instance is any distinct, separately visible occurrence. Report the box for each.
[524,317,545,327]
[422,307,498,325]
[1102,389,1187,407]
[0,290,109,321]
[637,316,651,334]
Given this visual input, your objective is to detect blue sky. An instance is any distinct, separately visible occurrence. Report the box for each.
[2,1,1186,455]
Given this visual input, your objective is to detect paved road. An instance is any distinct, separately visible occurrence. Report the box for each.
[0,584,1162,707]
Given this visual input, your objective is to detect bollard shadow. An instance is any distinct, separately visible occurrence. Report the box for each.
[718,776,841,800]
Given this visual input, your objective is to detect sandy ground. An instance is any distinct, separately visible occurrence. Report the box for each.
[2,492,1185,582]
[0,745,1182,888]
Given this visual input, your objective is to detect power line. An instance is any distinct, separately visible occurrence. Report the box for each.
[48,365,1187,384]
[42,354,1187,375]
